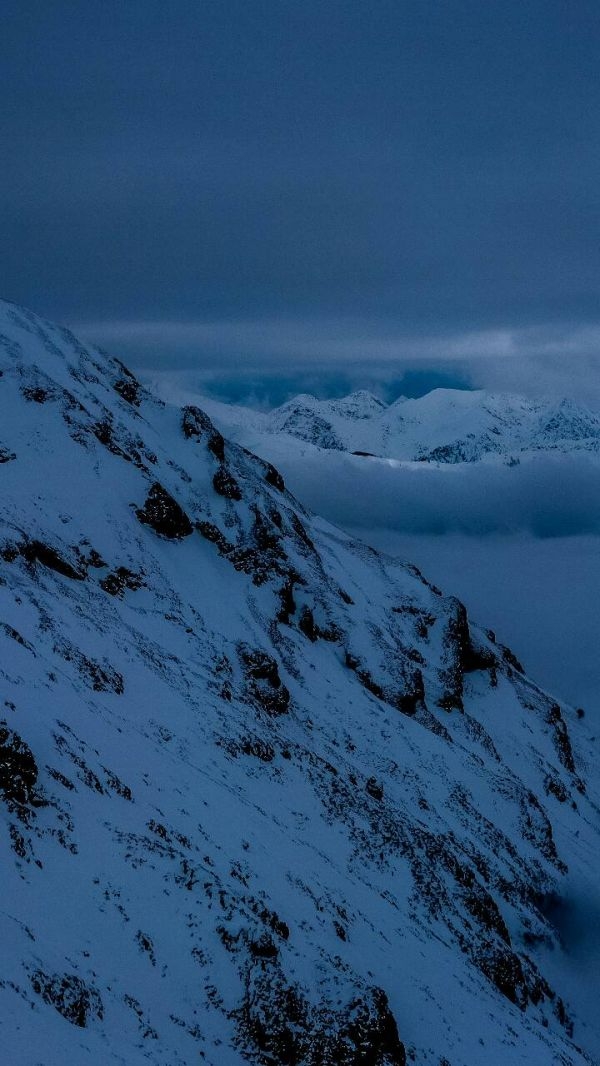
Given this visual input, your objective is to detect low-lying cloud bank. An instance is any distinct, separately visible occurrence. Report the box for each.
[276,451,600,538]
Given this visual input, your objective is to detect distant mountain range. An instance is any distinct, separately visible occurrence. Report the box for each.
[188,387,600,466]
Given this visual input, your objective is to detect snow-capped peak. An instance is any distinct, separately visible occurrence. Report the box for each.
[191,383,600,466]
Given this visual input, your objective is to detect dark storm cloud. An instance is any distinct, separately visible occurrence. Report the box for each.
[2,0,599,368]
[80,317,600,408]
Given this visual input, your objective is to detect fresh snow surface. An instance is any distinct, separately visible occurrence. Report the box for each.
[1,301,599,1065]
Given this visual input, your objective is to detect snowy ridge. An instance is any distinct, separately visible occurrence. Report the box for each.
[0,300,599,1064]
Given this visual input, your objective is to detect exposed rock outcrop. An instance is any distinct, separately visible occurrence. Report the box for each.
[136,482,193,540]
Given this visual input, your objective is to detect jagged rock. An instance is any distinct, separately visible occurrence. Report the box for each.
[239,645,290,717]
[234,964,406,1066]
[136,482,193,540]
[277,575,298,624]
[298,605,319,641]
[0,724,38,804]
[502,645,525,674]
[438,599,497,711]
[100,566,145,597]
[55,642,124,694]
[30,970,103,1027]
[113,365,142,406]
[345,652,423,717]
[92,418,129,459]
[196,519,233,553]
[213,463,243,500]
[546,703,576,774]
[264,461,285,491]
[0,621,34,651]
[182,404,225,460]
[545,774,569,802]
[475,944,528,1008]
[366,776,384,801]
[248,933,279,959]
[298,605,343,643]
[19,539,86,581]
[463,884,510,944]
[240,736,276,762]
[21,385,48,403]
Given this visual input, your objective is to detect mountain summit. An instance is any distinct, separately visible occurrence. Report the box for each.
[0,301,598,1064]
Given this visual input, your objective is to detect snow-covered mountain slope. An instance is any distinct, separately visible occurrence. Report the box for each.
[175,386,600,466]
[1,300,599,1065]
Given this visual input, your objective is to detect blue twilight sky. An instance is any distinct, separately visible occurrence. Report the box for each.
[2,1,599,399]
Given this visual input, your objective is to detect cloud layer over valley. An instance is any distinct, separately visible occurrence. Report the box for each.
[269,449,600,539]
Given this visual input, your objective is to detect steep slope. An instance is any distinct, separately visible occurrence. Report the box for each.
[185,387,600,465]
[0,300,598,1065]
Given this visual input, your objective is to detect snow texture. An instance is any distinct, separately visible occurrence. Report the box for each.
[0,300,599,1065]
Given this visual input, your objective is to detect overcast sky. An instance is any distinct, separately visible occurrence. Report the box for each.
[2,1,599,394]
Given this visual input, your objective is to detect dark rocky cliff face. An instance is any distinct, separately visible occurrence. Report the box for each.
[0,299,597,1065]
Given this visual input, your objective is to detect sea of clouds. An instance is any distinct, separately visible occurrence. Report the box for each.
[275,450,600,539]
